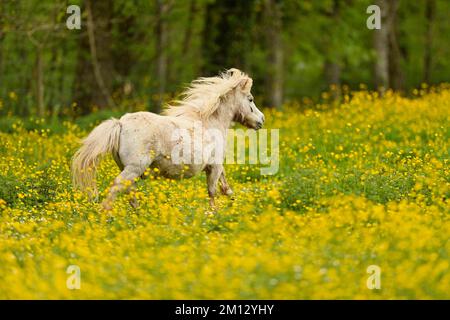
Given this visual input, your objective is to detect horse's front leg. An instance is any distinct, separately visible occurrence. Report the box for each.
[219,171,233,196]
[205,165,222,208]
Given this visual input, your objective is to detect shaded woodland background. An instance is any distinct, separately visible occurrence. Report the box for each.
[0,0,449,118]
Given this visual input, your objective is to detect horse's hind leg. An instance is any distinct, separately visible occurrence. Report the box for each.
[102,164,145,210]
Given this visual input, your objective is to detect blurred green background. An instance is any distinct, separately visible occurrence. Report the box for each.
[0,0,448,118]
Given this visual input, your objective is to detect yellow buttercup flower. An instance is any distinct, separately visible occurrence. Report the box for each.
[0,85,449,299]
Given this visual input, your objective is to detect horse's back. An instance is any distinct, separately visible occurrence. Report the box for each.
[120,111,160,122]
[117,111,182,163]
[117,111,208,177]
[120,111,190,127]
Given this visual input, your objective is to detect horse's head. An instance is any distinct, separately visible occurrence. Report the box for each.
[231,74,265,130]
[166,68,265,129]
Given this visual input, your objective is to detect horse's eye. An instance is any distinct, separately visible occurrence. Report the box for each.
[248,97,253,102]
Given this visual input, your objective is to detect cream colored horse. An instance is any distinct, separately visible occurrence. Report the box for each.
[72,68,264,210]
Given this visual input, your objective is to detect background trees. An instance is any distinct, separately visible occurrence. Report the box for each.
[0,0,449,117]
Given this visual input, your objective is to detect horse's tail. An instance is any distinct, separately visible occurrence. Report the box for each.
[72,118,122,198]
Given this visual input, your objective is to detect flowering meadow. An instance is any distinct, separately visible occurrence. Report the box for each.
[0,86,449,299]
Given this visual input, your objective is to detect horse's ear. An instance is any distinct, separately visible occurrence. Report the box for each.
[236,78,253,92]
[226,68,240,78]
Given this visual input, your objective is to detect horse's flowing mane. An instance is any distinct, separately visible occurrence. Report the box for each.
[164,68,251,119]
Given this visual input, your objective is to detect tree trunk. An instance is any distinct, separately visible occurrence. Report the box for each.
[35,47,45,117]
[324,62,341,87]
[423,0,435,84]
[111,3,148,110]
[54,45,65,116]
[202,0,254,76]
[373,0,390,91]
[182,0,197,55]
[46,45,56,114]
[323,0,341,99]
[113,7,139,101]
[0,2,4,96]
[154,0,171,113]
[388,0,404,91]
[73,0,115,114]
[264,0,283,108]
[86,0,115,108]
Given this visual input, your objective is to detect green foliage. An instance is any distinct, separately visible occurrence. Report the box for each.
[0,0,449,117]
[0,169,58,207]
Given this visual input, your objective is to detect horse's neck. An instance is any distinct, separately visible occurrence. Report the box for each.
[206,102,234,131]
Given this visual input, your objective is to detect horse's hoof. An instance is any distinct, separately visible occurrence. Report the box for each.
[222,188,234,196]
